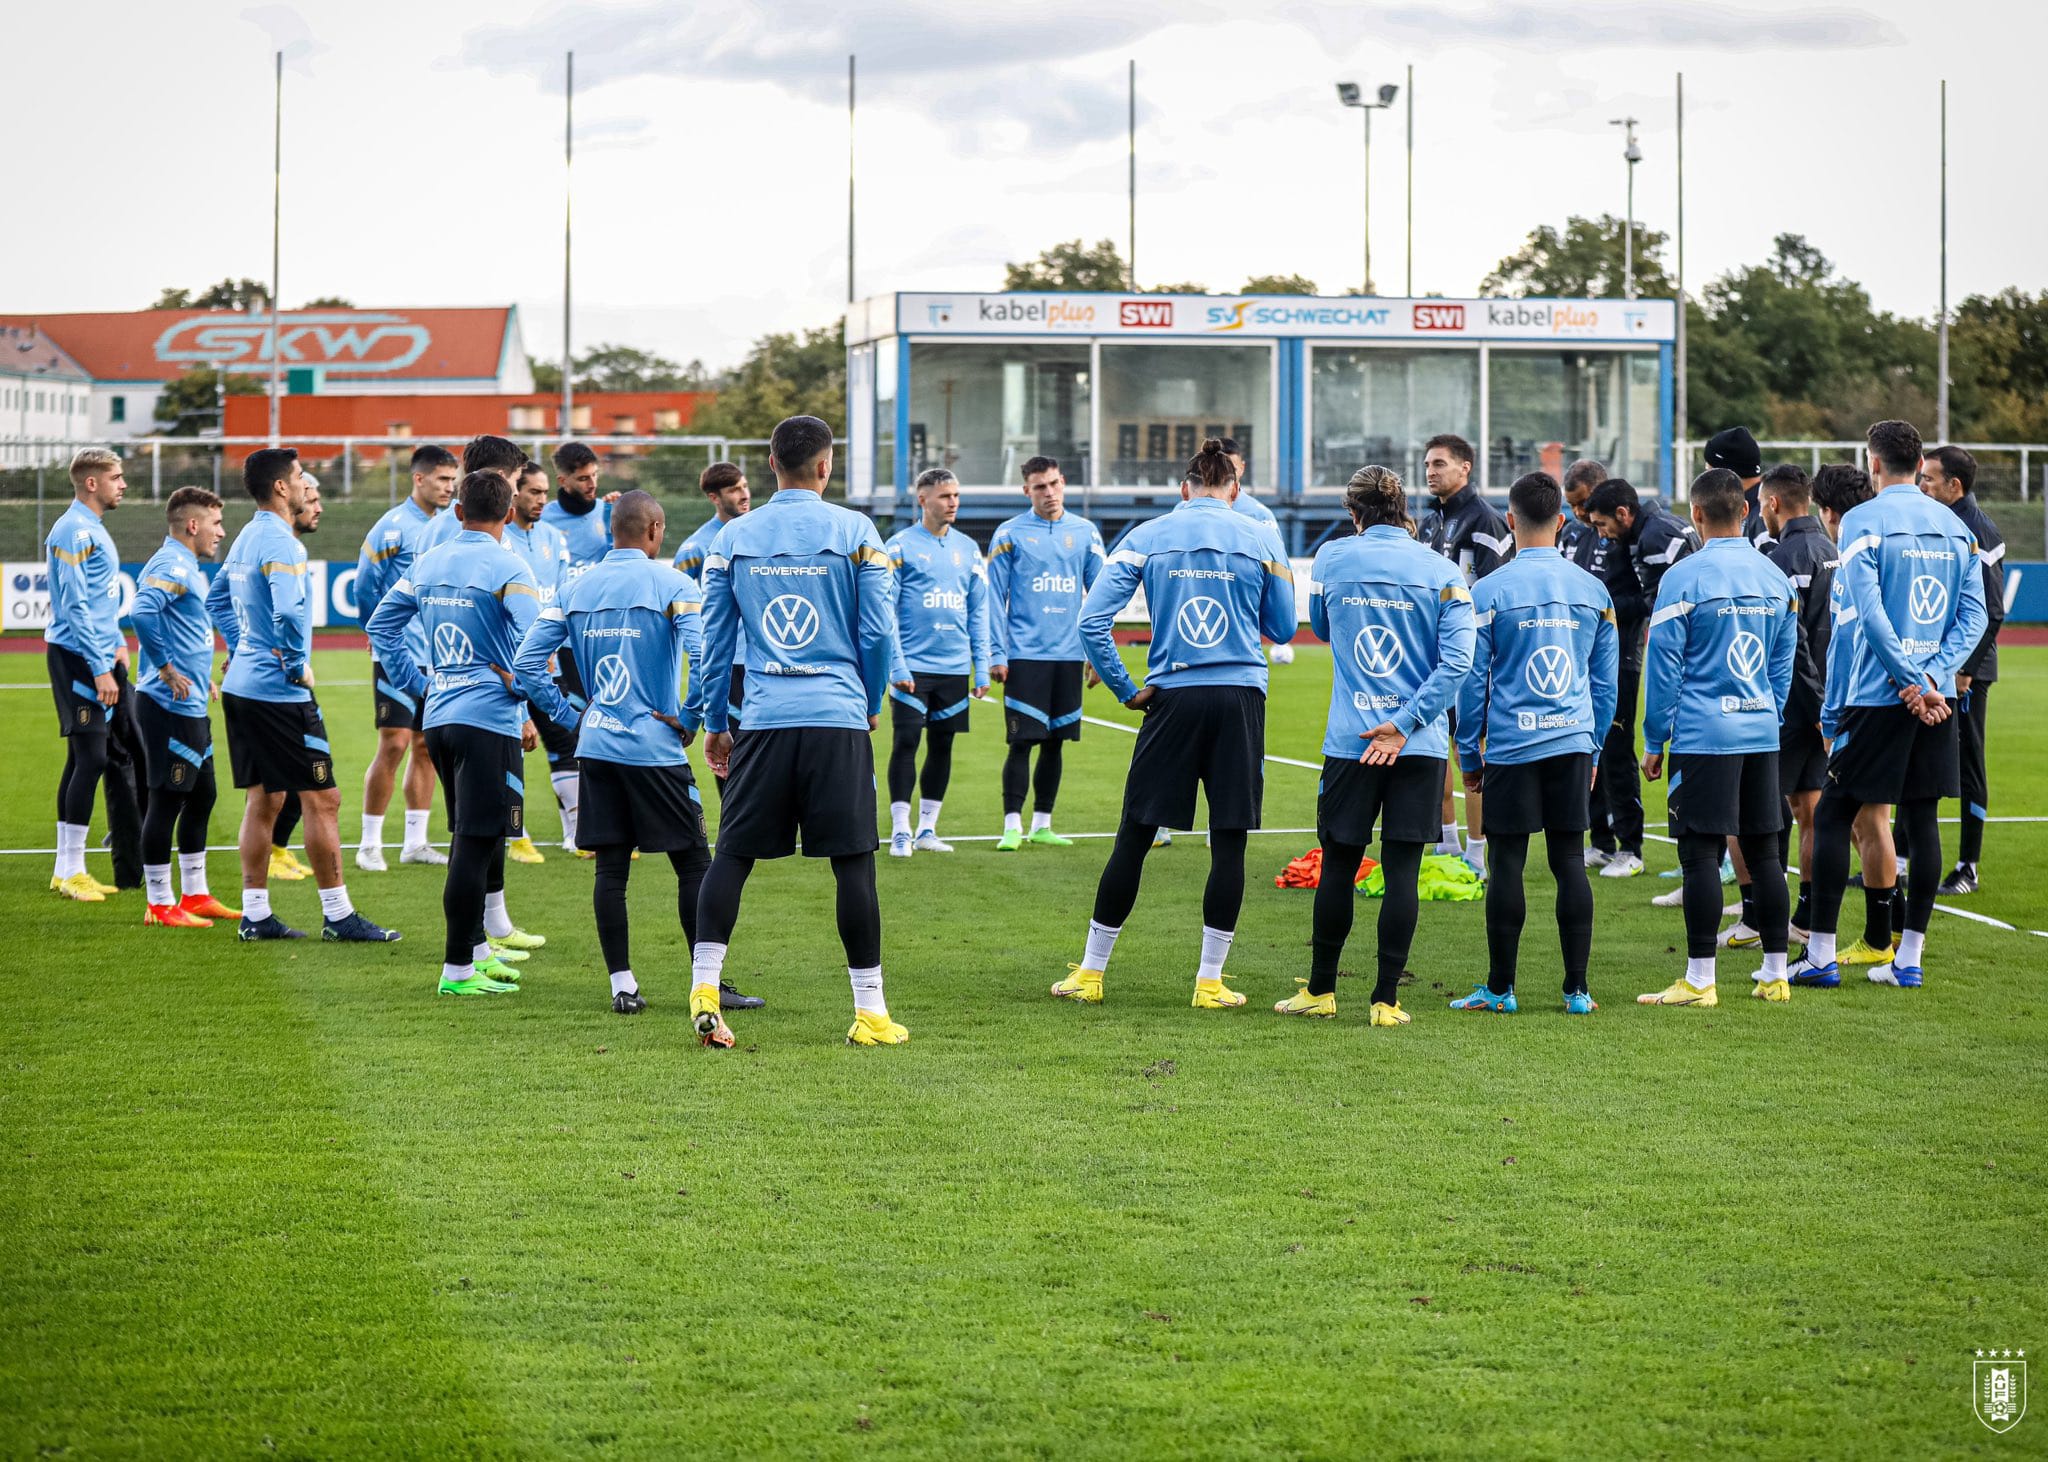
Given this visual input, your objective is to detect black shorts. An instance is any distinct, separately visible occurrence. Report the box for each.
[555,644,587,707]
[577,758,708,853]
[726,666,745,732]
[1669,750,1784,838]
[890,672,972,734]
[1318,754,1445,847]
[136,693,214,792]
[424,722,526,839]
[715,727,878,860]
[1121,685,1266,831]
[1003,659,1084,744]
[1778,721,1828,798]
[371,658,421,732]
[47,644,109,737]
[1826,703,1960,806]
[222,691,336,793]
[1482,752,1592,836]
[531,706,579,768]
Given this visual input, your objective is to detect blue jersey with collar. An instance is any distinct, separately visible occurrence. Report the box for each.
[699,488,895,733]
[44,501,122,676]
[676,514,750,660]
[504,518,571,606]
[1456,546,1619,767]
[355,496,437,663]
[887,522,992,685]
[541,496,614,579]
[1081,497,1296,703]
[1233,493,1278,527]
[209,509,312,702]
[132,537,218,714]
[1822,482,1989,733]
[1308,524,1475,761]
[363,530,541,738]
[985,508,1106,663]
[1641,535,1798,756]
[516,548,705,769]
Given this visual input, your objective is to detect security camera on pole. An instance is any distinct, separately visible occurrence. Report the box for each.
[1336,81,1400,295]
[1610,116,1642,299]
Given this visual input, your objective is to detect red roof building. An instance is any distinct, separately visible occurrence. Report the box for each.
[221,390,715,462]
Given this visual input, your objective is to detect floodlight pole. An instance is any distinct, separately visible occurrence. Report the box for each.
[1937,78,1950,442]
[1128,59,1137,291]
[268,50,282,446]
[1404,63,1414,297]
[563,50,575,438]
[1676,74,1687,465]
[848,55,857,305]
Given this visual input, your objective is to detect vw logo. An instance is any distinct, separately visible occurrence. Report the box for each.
[1525,643,1574,701]
[433,622,475,667]
[1353,624,1405,679]
[760,593,821,653]
[1908,574,1948,624]
[1176,595,1229,649]
[1726,630,1766,686]
[592,653,632,706]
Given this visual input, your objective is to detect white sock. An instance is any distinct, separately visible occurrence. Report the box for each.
[484,889,514,939]
[403,809,430,849]
[144,864,173,905]
[359,812,385,851]
[1030,811,1053,834]
[551,772,579,844]
[1465,837,1487,872]
[56,821,87,880]
[1003,811,1023,834]
[1083,919,1121,972]
[318,884,353,922]
[244,887,272,921]
[179,852,209,897]
[1685,956,1716,990]
[1759,950,1787,980]
[473,940,492,963]
[1441,821,1459,847]
[610,970,638,997]
[849,964,886,1016]
[890,801,912,837]
[692,941,729,986]
[918,798,942,834]
[442,961,472,983]
[1896,929,1925,969]
[1198,925,1235,981]
[1808,930,1837,966]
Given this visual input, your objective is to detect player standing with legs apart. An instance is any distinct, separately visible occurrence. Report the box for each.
[365,470,539,994]
[130,487,240,928]
[354,443,457,871]
[1449,472,1618,1014]
[209,449,398,943]
[886,469,992,857]
[1635,471,1798,1007]
[1790,422,1987,990]
[1277,466,1475,1024]
[692,416,905,1048]
[502,460,577,863]
[1053,441,1296,1009]
[1757,466,1834,940]
[985,455,1106,850]
[673,461,753,791]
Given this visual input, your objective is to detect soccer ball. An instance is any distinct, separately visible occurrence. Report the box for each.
[1268,642,1296,665]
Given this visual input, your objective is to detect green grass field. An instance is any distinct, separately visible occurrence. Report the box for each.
[3,645,2044,1458]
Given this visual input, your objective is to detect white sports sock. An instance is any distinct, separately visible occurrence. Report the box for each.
[56,822,87,880]
[1759,950,1787,980]
[551,772,579,844]
[442,962,472,984]
[918,798,942,834]
[1685,956,1716,990]
[318,884,353,922]
[1083,919,1120,972]
[359,813,385,851]
[1441,821,1459,847]
[1003,811,1023,834]
[483,889,514,939]
[402,809,431,849]
[610,970,638,997]
[1896,929,1926,969]
[890,801,912,837]
[144,864,173,905]
[244,887,272,921]
[849,964,886,1016]
[1808,930,1837,966]
[472,940,492,963]
[1465,837,1488,873]
[178,852,209,897]
[1030,811,1053,834]
[692,941,729,986]
[1197,925,1235,982]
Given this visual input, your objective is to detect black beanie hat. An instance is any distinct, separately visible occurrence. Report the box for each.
[1704,426,1763,480]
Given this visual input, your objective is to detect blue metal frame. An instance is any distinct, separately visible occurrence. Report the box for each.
[1657,342,1675,495]
[894,334,912,514]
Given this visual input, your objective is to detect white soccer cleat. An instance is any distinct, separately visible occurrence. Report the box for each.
[1600,853,1645,878]
[1717,921,1761,949]
[355,844,388,873]
[888,831,914,859]
[401,843,448,866]
[913,831,953,853]
[1583,847,1611,869]
[1651,886,1686,908]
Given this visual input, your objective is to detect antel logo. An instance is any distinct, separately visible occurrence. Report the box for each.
[1120,301,1174,328]
[1909,575,1949,624]
[592,653,633,706]
[1176,595,1229,649]
[1354,624,1405,679]
[1413,303,1466,332]
[761,593,821,653]
[1525,643,1574,700]
[433,623,475,667]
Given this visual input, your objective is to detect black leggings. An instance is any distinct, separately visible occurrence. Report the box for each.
[140,764,217,865]
[1485,829,1595,995]
[1812,791,1940,942]
[1001,740,1064,816]
[593,843,711,975]
[695,849,882,969]
[272,795,301,847]
[1678,831,1787,959]
[887,718,958,805]
[57,733,109,825]
[1088,819,1248,932]
[1310,839,1424,1004]
[444,832,498,965]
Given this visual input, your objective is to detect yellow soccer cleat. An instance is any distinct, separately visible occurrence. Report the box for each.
[1368,1001,1411,1027]
[505,835,546,865]
[1636,978,1719,1007]
[1050,965,1104,1003]
[488,927,547,951]
[690,982,735,1049]
[1751,978,1792,1003]
[1837,938,1894,967]
[50,873,106,903]
[268,845,310,881]
[847,1009,911,1046]
[83,873,121,896]
[1192,976,1248,1010]
[1274,979,1336,1018]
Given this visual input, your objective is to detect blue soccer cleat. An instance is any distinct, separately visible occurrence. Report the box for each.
[323,912,401,943]
[1448,985,1517,1013]
[1868,963,1923,989]
[238,914,306,942]
[1786,953,1840,988]
[1564,990,1599,1015]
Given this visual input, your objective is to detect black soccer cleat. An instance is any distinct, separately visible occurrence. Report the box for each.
[719,978,765,1010]
[1937,863,1979,896]
[322,912,402,943]
[612,989,647,1015]
[239,914,306,942]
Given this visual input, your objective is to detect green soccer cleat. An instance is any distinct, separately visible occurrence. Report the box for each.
[438,972,518,996]
[996,828,1024,852]
[1024,827,1073,848]
[475,954,522,982]
[489,927,547,952]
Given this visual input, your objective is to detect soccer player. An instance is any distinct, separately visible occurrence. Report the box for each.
[1634,470,1798,1007]
[208,449,398,943]
[1560,458,1609,575]
[1278,465,1474,1024]
[691,415,905,1048]
[1220,435,1278,528]
[354,443,458,871]
[543,440,615,572]
[1791,421,1987,990]
[885,468,991,856]
[44,447,131,901]
[1055,440,1296,1009]
[503,459,577,862]
[1703,425,1776,548]
[1916,445,2005,894]
[1758,465,1834,939]
[130,487,241,928]
[365,469,539,995]
[1416,432,1507,875]
[1585,476,1698,878]
[985,455,1106,850]
[673,461,753,786]
[1450,471,1618,1014]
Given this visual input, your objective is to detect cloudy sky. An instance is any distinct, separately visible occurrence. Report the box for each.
[13,1,2044,372]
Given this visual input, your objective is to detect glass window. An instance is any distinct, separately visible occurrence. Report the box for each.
[1309,347,1479,490]
[1099,344,1271,489]
[874,340,897,494]
[1487,348,1660,487]
[907,341,1090,487]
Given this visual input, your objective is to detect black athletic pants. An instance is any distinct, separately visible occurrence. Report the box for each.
[888,719,959,806]
[140,762,217,866]
[1309,839,1424,1004]
[1087,818,1248,932]
[1485,830,1595,995]
[1678,832,1787,960]
[57,679,144,886]
[593,844,711,976]
[1001,741,1063,816]
[1813,791,1939,944]
[696,850,882,969]
[1590,661,1644,855]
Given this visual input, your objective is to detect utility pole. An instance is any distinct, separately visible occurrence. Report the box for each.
[1404,63,1414,297]
[563,51,575,438]
[1937,78,1950,442]
[268,50,282,446]
[1128,60,1137,291]
[1675,74,1687,462]
[847,55,857,304]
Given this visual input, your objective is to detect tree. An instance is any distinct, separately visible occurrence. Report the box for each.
[153,368,262,435]
[300,295,354,309]
[1481,215,1674,299]
[1241,274,1318,295]
[149,278,273,312]
[685,322,845,442]
[1950,288,2048,442]
[530,345,719,397]
[1144,281,1211,295]
[1004,238,1131,292]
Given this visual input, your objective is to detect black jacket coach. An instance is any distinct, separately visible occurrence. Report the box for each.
[1949,491,2006,684]
[1766,514,1834,731]
[1419,482,1510,584]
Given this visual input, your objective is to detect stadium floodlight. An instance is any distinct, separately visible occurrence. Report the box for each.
[1610,116,1642,299]
[1337,81,1399,295]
